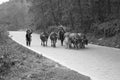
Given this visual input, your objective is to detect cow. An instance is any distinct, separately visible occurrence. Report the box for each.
[64,32,71,48]
[64,32,88,49]
[40,32,49,46]
[50,32,58,47]
[78,33,88,48]
[69,33,80,49]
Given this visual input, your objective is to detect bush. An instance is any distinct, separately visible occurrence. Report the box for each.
[0,25,9,43]
[0,45,15,78]
[91,19,120,38]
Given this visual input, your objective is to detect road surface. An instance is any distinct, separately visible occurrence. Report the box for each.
[9,31,120,80]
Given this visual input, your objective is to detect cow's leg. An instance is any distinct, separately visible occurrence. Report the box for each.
[67,41,69,48]
[43,41,45,46]
[82,43,85,48]
[79,42,82,48]
[69,40,72,48]
[46,41,47,46]
[45,41,47,46]
[73,43,76,49]
[53,40,56,47]
[51,40,53,47]
[29,41,31,46]
[86,39,88,45]
[55,40,57,47]
[76,41,79,49]
[53,40,55,47]
[65,42,68,49]
[41,40,42,46]
[78,42,80,49]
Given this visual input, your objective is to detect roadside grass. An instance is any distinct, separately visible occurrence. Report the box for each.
[87,33,120,48]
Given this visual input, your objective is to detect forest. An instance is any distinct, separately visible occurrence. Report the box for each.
[29,0,120,33]
[28,0,120,48]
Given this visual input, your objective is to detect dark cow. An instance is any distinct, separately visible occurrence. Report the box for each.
[78,33,88,48]
[26,29,32,46]
[40,32,49,46]
[50,32,58,47]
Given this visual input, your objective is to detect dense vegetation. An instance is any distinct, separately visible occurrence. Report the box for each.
[29,0,120,33]
[29,0,120,48]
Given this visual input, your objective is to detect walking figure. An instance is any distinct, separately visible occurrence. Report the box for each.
[26,29,32,46]
[58,28,65,46]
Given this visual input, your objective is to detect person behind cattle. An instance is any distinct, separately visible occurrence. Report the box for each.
[58,28,65,46]
[26,29,32,46]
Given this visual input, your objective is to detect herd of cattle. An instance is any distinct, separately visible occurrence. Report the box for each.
[40,29,88,49]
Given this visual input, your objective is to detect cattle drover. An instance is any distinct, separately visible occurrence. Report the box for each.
[58,28,65,46]
[26,29,32,46]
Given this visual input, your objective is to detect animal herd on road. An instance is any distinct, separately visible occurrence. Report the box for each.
[26,27,88,49]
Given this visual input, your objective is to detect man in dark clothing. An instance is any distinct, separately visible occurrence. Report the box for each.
[26,29,32,46]
[59,29,65,46]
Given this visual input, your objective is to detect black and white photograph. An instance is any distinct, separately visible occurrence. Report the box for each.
[0,0,120,80]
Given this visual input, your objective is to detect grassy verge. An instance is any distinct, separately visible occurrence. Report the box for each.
[87,33,120,49]
[87,19,120,49]
[0,35,91,80]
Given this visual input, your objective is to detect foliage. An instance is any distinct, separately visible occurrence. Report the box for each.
[0,25,9,43]
[0,0,32,30]
[29,0,120,33]
[91,19,120,37]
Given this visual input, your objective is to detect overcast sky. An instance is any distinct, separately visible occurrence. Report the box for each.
[0,0,9,4]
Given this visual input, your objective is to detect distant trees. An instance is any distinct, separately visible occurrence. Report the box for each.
[0,0,31,30]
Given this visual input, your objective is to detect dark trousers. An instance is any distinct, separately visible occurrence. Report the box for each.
[61,39,64,46]
[26,39,31,46]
